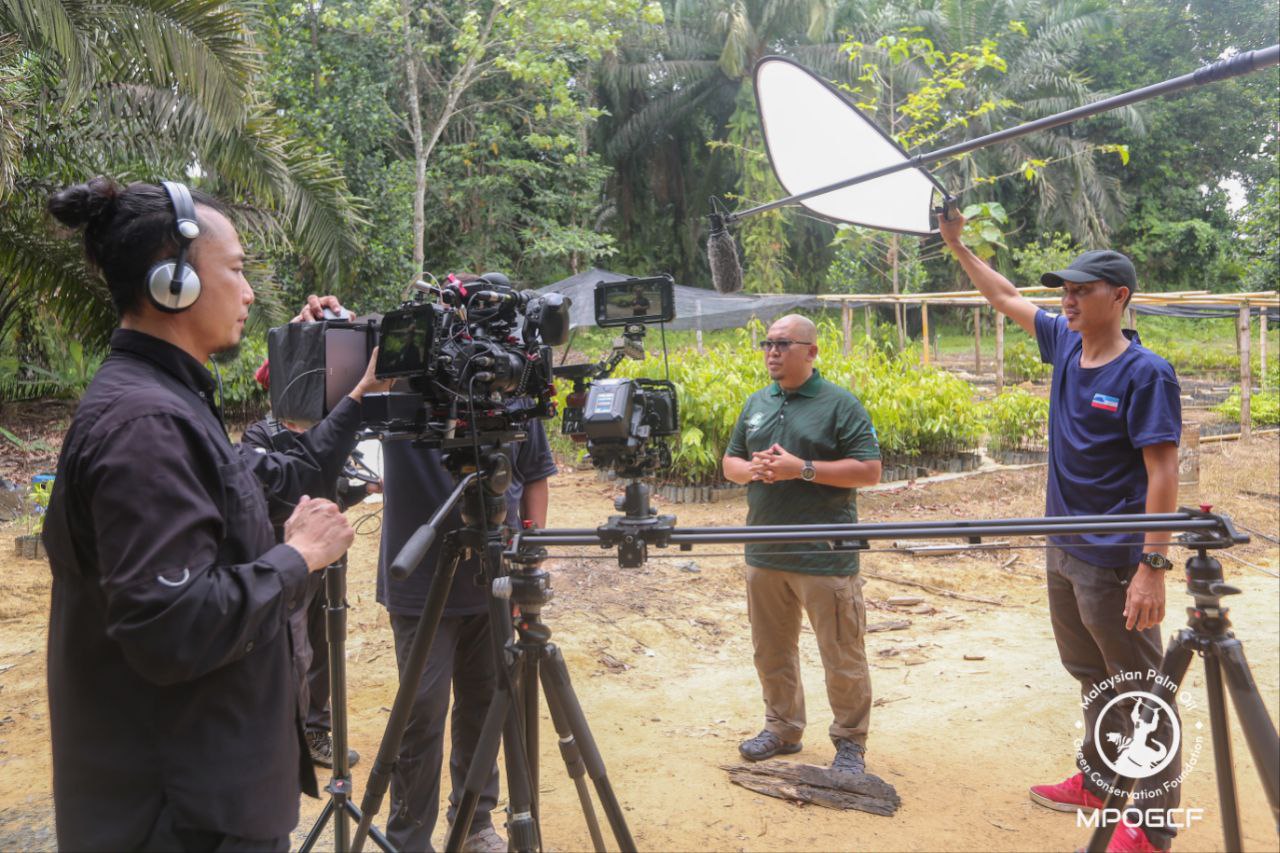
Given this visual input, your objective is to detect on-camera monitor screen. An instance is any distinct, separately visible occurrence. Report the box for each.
[594,276,675,327]
[376,305,433,378]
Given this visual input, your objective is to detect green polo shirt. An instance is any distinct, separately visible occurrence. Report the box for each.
[725,369,880,575]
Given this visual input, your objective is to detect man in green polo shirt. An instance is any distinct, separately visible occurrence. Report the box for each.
[723,314,883,775]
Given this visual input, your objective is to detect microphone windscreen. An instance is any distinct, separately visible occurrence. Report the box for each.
[708,226,744,294]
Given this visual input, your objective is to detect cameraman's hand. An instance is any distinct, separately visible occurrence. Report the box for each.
[284,496,354,572]
[348,346,393,401]
[292,294,353,324]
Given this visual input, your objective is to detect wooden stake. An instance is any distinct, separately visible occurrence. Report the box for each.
[1260,310,1268,380]
[973,307,982,372]
[995,313,1005,392]
[695,300,704,355]
[1238,304,1252,440]
[864,306,872,345]
[921,303,930,365]
[842,303,852,356]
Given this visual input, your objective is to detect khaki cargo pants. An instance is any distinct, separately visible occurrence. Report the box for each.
[745,564,872,747]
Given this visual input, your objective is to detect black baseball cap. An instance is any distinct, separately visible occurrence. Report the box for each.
[1041,250,1137,292]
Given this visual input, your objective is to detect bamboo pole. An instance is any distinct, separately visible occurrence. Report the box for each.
[921,303,930,365]
[973,307,982,372]
[995,313,1005,392]
[864,306,872,345]
[1238,305,1252,441]
[842,303,852,356]
[696,300,704,355]
[1260,310,1268,380]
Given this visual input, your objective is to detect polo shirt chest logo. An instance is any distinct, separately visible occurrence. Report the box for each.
[1091,393,1120,412]
[746,411,766,434]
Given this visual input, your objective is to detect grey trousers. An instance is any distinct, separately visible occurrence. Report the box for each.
[386,612,500,853]
[1047,547,1181,849]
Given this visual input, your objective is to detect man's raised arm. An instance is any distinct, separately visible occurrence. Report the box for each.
[937,210,1039,336]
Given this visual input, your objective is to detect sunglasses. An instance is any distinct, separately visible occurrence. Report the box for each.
[758,339,814,352]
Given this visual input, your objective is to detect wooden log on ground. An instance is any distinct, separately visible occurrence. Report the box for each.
[722,760,902,816]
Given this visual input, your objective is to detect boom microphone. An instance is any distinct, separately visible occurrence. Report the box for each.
[707,212,744,294]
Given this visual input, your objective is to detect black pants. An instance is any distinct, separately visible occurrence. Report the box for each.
[288,571,333,734]
[141,800,287,852]
[387,611,500,853]
[1047,547,1181,849]
[304,571,332,732]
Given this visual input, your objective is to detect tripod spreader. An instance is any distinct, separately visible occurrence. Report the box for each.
[512,506,1249,567]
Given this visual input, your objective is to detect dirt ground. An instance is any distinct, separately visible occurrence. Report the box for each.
[1,436,1277,852]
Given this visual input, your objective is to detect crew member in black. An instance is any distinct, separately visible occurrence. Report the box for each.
[242,409,381,768]
[42,177,384,851]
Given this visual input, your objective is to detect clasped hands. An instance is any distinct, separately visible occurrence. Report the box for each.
[749,444,804,484]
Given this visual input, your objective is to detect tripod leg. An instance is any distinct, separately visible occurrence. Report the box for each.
[1205,654,1245,851]
[539,657,606,853]
[300,798,335,853]
[351,543,463,853]
[324,559,353,853]
[523,641,541,833]
[1216,638,1280,828]
[541,644,637,853]
[447,675,541,853]
[1086,632,1195,853]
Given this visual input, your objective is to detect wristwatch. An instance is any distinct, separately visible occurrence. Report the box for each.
[1139,552,1173,571]
[801,460,816,482]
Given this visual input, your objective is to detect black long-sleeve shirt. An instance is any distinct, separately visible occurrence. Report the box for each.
[42,329,361,849]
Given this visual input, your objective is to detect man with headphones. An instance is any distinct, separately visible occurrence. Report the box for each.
[42,177,384,851]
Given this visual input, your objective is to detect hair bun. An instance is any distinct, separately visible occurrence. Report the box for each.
[48,176,121,229]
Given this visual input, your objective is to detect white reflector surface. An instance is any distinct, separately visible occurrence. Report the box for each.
[755,57,941,235]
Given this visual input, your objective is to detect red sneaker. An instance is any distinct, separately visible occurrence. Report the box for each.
[1106,822,1165,852]
[1029,772,1105,813]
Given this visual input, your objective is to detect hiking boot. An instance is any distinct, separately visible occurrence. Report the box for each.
[306,730,360,769]
[830,738,866,775]
[738,730,802,761]
[1030,772,1105,813]
[447,822,507,853]
[1106,822,1166,852]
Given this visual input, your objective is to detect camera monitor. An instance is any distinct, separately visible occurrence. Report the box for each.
[376,302,437,379]
[594,275,675,328]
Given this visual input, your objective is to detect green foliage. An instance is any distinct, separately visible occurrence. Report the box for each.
[1237,172,1280,292]
[1011,233,1081,286]
[955,202,1009,261]
[26,477,53,535]
[0,1,363,349]
[0,314,106,401]
[1214,389,1280,428]
[980,388,1049,451]
[210,335,270,426]
[1003,336,1050,382]
[601,322,992,483]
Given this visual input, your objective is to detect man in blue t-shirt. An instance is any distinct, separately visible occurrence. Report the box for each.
[941,213,1181,853]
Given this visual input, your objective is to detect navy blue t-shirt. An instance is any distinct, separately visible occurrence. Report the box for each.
[1035,309,1181,568]
[377,420,557,617]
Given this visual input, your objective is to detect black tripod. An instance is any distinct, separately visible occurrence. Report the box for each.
[1087,549,1280,852]
[300,553,394,852]
[350,445,632,852]
[444,535,636,853]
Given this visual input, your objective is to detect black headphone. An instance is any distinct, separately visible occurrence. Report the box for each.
[146,181,202,312]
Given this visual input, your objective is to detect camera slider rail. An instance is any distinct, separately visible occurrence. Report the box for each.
[510,507,1248,568]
